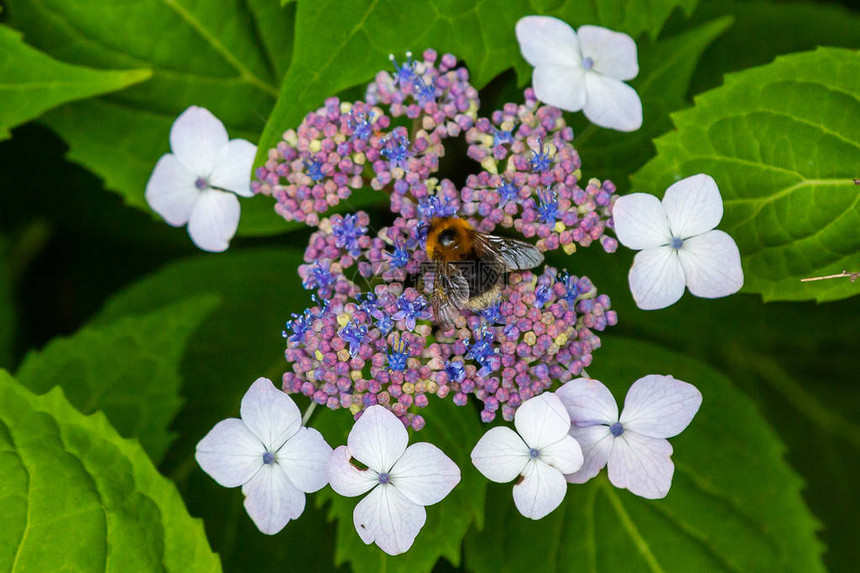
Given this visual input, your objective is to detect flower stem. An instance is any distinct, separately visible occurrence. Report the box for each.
[800,270,859,283]
[302,402,318,426]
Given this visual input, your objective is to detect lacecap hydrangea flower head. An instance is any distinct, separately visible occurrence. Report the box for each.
[190,15,727,549]
[253,49,619,429]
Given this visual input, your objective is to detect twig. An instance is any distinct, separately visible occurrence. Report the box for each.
[800,270,859,283]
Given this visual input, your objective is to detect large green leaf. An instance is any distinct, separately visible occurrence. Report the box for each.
[312,396,486,572]
[5,0,294,236]
[255,0,697,168]
[0,370,221,572]
[576,16,732,188]
[687,0,860,96]
[0,238,13,369]
[464,337,825,573]
[0,24,150,141]
[631,47,860,302]
[15,295,220,464]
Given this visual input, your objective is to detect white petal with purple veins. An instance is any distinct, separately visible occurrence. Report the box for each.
[276,426,333,493]
[195,418,264,488]
[239,377,302,452]
[620,375,703,439]
[145,154,199,226]
[514,392,572,449]
[348,405,409,473]
[328,445,379,497]
[187,189,241,252]
[678,230,744,298]
[662,174,724,239]
[607,431,674,499]
[612,193,672,250]
[390,442,461,506]
[170,106,229,176]
[242,462,306,535]
[556,378,619,426]
[577,25,639,81]
[471,426,530,483]
[628,246,686,310]
[565,424,614,484]
[512,459,569,520]
[353,484,426,556]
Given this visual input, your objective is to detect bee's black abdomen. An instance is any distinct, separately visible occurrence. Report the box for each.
[456,256,504,299]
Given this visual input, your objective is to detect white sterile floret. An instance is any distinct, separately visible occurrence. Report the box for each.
[556,375,702,499]
[471,393,583,519]
[515,16,642,131]
[145,106,257,252]
[195,377,332,534]
[612,173,744,310]
[327,405,461,556]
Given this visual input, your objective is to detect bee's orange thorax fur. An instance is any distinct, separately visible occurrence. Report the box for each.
[425,217,474,261]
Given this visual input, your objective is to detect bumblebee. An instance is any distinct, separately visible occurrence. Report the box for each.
[424,216,544,326]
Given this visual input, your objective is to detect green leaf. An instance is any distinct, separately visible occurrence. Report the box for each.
[312,395,486,572]
[6,0,294,237]
[688,0,860,96]
[0,24,150,141]
[0,370,221,572]
[464,337,825,573]
[15,295,220,464]
[577,16,732,189]
[630,47,860,302]
[0,239,13,369]
[255,0,697,169]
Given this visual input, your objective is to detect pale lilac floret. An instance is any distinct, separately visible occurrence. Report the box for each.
[195,378,332,534]
[328,406,460,555]
[471,393,583,519]
[556,375,702,499]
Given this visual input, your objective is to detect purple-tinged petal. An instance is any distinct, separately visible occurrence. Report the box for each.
[533,65,588,112]
[240,377,302,452]
[556,378,618,426]
[577,25,638,81]
[582,72,643,132]
[170,106,228,176]
[390,442,460,506]
[538,434,583,474]
[353,484,426,556]
[328,445,378,497]
[187,189,240,252]
[514,392,571,450]
[677,230,744,299]
[512,459,568,520]
[515,16,581,68]
[566,425,613,484]
[628,246,685,310]
[607,432,674,499]
[612,193,672,250]
[348,405,409,473]
[145,154,199,226]
[242,463,305,534]
[276,426,333,493]
[471,426,529,483]
[210,138,257,197]
[620,375,702,439]
[195,418,264,487]
[662,174,724,239]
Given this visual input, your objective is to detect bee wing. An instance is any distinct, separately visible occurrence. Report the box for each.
[472,232,544,271]
[431,261,470,326]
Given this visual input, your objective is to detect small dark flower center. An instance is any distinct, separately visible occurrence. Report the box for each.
[378,472,391,484]
[609,422,624,437]
[529,448,540,459]
[262,451,275,465]
[670,237,684,250]
[582,57,594,71]
[195,177,209,190]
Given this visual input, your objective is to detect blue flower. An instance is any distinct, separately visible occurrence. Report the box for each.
[303,261,335,291]
[389,52,416,86]
[376,314,394,335]
[418,195,458,220]
[556,270,581,307]
[332,213,368,257]
[530,139,553,172]
[445,360,466,383]
[535,283,552,308]
[416,76,436,106]
[338,320,368,357]
[381,131,413,169]
[306,159,324,182]
[479,299,502,324]
[389,240,409,268]
[497,181,519,207]
[537,188,559,225]
[349,110,375,141]
[386,339,410,371]
[493,129,514,148]
[355,292,379,315]
[283,311,313,345]
[392,293,430,331]
[467,326,499,376]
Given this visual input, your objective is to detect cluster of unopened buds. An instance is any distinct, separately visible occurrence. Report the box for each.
[184,24,738,553]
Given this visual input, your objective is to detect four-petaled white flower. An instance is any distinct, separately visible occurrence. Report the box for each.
[195,377,332,534]
[145,106,256,252]
[515,16,642,132]
[556,375,702,499]
[471,393,583,519]
[328,405,461,555]
[613,174,744,310]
